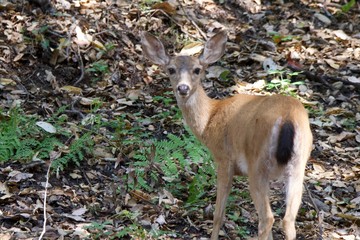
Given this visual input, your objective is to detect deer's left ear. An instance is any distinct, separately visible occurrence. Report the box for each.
[199,30,227,65]
[141,32,170,66]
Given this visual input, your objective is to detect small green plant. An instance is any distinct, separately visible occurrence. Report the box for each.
[306,105,324,117]
[0,108,62,162]
[266,70,303,96]
[234,225,250,239]
[152,91,174,106]
[87,60,109,82]
[219,69,231,82]
[128,127,215,204]
[341,117,357,131]
[141,0,162,5]
[227,211,250,238]
[103,43,115,54]
[85,220,150,239]
[341,0,356,13]
[51,132,94,171]
[22,25,51,52]
[85,221,114,239]
[115,223,148,239]
[268,32,298,44]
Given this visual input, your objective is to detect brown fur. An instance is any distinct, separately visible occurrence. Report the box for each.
[141,30,313,240]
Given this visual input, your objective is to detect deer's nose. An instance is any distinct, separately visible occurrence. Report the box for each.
[177,84,190,96]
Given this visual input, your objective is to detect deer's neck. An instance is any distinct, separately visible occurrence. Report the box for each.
[176,86,215,140]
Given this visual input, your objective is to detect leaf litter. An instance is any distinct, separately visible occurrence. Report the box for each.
[0,0,359,239]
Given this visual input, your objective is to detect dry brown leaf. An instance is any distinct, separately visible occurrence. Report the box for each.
[179,42,203,56]
[333,30,350,40]
[328,132,356,143]
[347,76,360,84]
[152,2,176,15]
[72,207,87,216]
[130,189,152,201]
[0,78,16,86]
[0,233,11,240]
[13,53,24,62]
[312,163,326,173]
[324,59,340,69]
[60,86,83,95]
[8,171,33,182]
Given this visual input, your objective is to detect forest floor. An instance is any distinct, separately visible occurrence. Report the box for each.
[0,0,359,239]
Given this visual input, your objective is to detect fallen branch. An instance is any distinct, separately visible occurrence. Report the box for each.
[304,183,324,240]
[38,161,52,240]
[73,46,85,86]
[176,0,207,39]
[287,65,334,90]
[145,9,202,41]
[287,65,360,90]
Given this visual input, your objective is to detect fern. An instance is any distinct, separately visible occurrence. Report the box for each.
[51,132,94,171]
[0,133,20,161]
[13,138,40,160]
[0,108,22,161]
[129,126,215,205]
[0,107,96,174]
[37,137,63,159]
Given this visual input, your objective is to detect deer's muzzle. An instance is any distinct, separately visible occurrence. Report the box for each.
[177,84,190,96]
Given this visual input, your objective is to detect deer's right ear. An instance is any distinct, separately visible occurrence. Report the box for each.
[141,32,170,66]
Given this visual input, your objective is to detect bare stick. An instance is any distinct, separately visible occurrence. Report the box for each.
[38,161,52,240]
[304,183,323,240]
[73,46,85,86]
[176,0,207,39]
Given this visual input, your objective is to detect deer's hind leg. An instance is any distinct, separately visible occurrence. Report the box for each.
[248,167,274,240]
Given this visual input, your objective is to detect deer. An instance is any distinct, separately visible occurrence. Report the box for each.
[141,30,313,240]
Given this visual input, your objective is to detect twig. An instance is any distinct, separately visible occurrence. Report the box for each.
[147,9,202,41]
[64,97,85,119]
[66,19,77,59]
[38,161,52,240]
[304,183,323,240]
[73,46,85,86]
[176,0,207,39]
[323,75,360,89]
[288,64,360,90]
[287,65,334,90]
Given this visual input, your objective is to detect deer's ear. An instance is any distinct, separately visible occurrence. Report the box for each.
[141,32,170,66]
[199,30,227,65]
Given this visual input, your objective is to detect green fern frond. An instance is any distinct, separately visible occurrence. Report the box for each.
[51,132,94,171]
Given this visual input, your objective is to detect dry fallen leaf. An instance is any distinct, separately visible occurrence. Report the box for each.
[328,132,356,143]
[152,2,176,15]
[324,59,340,69]
[0,78,16,86]
[36,121,57,133]
[8,171,33,182]
[72,207,87,216]
[179,42,203,56]
[60,86,83,95]
[347,76,360,84]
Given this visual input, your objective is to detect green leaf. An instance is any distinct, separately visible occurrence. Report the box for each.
[219,70,230,81]
[342,0,355,12]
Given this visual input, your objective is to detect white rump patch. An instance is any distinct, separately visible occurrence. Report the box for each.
[268,117,283,160]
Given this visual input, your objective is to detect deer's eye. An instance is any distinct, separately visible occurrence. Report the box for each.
[168,67,176,75]
[193,68,201,75]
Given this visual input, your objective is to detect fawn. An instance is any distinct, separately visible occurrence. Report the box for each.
[141,30,313,240]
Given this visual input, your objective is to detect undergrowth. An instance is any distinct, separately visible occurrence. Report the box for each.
[0,107,94,171]
[130,127,215,205]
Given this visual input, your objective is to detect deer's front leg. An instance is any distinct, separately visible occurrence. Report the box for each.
[211,160,234,240]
